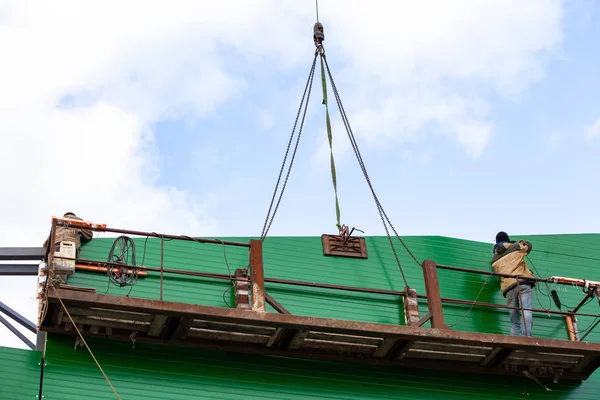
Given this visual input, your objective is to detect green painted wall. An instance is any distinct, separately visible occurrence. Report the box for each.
[39,233,599,399]
[0,346,41,399]
[42,334,597,400]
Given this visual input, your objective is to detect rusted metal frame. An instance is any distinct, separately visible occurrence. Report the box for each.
[54,255,600,320]
[265,292,290,314]
[481,347,514,368]
[42,328,594,381]
[249,240,266,312]
[44,289,600,355]
[76,264,148,276]
[572,354,600,375]
[421,260,447,329]
[420,295,600,319]
[570,290,594,314]
[171,317,194,340]
[64,257,408,297]
[54,217,250,248]
[376,338,413,360]
[159,236,164,301]
[148,315,168,337]
[436,264,593,288]
[414,312,432,328]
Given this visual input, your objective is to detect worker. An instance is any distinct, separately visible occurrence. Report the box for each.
[491,231,535,337]
[43,212,93,256]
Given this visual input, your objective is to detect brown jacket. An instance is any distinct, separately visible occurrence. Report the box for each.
[491,240,534,296]
[43,215,93,251]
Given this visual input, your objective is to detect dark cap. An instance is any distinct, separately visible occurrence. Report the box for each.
[495,231,510,244]
[64,212,76,217]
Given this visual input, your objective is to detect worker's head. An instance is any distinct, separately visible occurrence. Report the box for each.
[64,212,76,217]
[495,231,510,244]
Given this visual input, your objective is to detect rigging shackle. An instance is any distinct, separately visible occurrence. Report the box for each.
[313,22,324,47]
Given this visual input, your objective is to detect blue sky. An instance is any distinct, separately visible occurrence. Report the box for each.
[1,0,599,348]
[145,1,600,242]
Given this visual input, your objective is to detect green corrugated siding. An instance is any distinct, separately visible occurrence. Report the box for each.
[42,334,597,400]
[40,233,599,399]
[0,346,41,399]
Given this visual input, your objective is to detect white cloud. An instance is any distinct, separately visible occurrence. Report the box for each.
[454,122,494,158]
[0,0,565,348]
[585,118,600,141]
[316,0,562,158]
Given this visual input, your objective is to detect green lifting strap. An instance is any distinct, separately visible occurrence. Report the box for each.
[320,53,342,231]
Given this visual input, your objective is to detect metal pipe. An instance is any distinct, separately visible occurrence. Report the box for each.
[437,264,559,285]
[422,295,600,318]
[565,315,576,341]
[55,218,250,248]
[60,256,408,297]
[58,256,599,318]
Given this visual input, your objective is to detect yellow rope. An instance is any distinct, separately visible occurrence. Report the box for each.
[52,286,122,400]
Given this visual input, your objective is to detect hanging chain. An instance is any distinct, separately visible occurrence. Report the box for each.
[261,53,318,240]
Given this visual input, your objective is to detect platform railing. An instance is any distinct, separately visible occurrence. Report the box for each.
[44,217,599,343]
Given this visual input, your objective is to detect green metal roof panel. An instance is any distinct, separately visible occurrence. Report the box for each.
[0,346,41,399]
[42,334,598,400]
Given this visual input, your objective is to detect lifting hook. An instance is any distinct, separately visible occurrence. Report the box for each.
[313,22,324,47]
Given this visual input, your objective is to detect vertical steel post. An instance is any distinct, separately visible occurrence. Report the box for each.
[249,240,266,312]
[421,260,447,329]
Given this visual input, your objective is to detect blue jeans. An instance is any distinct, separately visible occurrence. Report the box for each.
[506,284,533,336]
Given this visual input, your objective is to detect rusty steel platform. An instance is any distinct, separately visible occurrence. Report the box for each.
[41,287,600,381]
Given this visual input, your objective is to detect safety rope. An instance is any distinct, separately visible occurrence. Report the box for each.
[52,286,122,399]
[260,52,318,241]
[319,52,342,231]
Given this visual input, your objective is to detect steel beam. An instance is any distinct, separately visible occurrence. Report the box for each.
[0,301,36,333]
[249,240,266,312]
[265,292,290,314]
[421,260,447,329]
[0,263,39,276]
[41,327,595,381]
[0,247,45,261]
[0,314,35,349]
[43,289,600,355]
